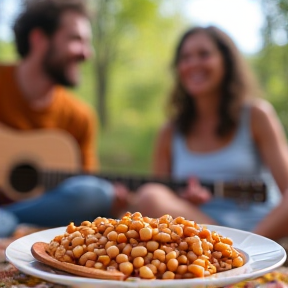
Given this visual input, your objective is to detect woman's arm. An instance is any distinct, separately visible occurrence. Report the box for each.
[251,99,288,239]
[254,189,288,239]
[152,122,212,205]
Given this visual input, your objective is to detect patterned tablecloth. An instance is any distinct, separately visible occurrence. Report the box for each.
[1,261,288,288]
[1,226,288,288]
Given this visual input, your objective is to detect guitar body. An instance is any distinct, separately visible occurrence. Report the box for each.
[0,124,81,202]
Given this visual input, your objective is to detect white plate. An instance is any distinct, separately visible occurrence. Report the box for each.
[6,225,287,288]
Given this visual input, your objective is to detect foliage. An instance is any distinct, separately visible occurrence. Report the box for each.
[254,0,288,134]
[252,44,288,135]
[0,41,17,62]
[261,0,288,46]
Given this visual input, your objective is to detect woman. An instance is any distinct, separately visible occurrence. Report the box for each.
[132,26,288,240]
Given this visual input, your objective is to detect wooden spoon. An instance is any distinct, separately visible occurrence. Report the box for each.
[31,242,125,281]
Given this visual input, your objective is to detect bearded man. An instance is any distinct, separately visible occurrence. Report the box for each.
[0,0,127,236]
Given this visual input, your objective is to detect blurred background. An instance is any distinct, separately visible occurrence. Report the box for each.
[1,0,288,175]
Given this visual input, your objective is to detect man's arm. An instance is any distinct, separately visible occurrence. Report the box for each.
[79,107,99,172]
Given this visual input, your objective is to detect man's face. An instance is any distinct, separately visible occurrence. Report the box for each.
[42,10,93,87]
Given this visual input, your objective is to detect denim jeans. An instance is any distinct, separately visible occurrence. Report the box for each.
[1,176,115,236]
[0,209,18,237]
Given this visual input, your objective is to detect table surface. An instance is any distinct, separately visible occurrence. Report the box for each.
[1,261,288,288]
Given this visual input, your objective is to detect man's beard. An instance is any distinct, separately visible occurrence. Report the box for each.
[42,45,79,87]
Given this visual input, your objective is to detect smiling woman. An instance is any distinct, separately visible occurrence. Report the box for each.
[130,25,288,240]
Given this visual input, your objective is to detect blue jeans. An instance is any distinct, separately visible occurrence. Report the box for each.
[1,176,115,236]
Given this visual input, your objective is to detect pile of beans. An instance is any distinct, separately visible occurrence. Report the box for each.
[46,212,244,280]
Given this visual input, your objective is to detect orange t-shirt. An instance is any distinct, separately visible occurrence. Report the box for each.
[0,64,99,172]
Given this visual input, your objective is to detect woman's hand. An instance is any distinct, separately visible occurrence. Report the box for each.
[180,177,213,206]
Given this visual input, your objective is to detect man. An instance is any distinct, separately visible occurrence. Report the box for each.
[0,0,126,235]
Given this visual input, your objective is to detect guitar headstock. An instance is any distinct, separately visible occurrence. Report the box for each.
[213,180,267,203]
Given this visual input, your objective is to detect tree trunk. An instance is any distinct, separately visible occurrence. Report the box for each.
[95,59,108,128]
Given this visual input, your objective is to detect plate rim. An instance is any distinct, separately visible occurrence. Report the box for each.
[6,225,287,288]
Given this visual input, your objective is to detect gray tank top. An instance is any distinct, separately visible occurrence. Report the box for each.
[171,105,280,231]
[172,106,262,182]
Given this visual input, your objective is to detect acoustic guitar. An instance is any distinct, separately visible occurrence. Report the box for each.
[0,125,266,204]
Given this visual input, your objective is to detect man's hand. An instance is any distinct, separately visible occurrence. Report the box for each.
[180,177,212,206]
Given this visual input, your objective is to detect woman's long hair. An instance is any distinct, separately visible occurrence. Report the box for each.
[167,25,262,137]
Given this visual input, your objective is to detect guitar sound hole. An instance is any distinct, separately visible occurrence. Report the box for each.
[9,164,39,193]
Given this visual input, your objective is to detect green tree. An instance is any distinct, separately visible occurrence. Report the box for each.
[261,0,288,46]
[87,0,187,129]
[253,0,288,134]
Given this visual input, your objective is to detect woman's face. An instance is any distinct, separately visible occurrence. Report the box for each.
[177,32,225,98]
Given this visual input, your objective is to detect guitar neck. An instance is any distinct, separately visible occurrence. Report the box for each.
[95,172,186,191]
[3,166,267,203]
[92,172,267,203]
